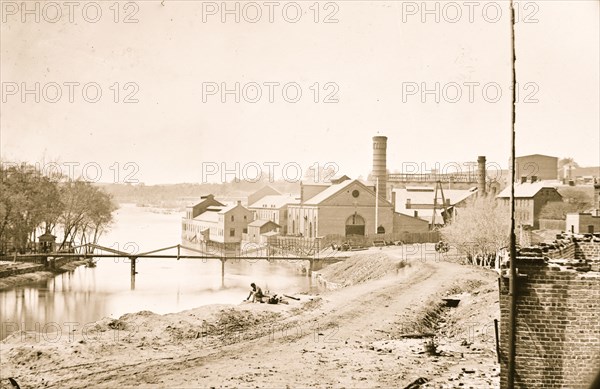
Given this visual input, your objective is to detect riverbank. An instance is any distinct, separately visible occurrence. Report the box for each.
[0,260,88,291]
[0,249,500,388]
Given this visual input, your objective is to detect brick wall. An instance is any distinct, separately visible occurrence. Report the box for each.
[576,241,600,260]
[499,254,600,388]
[538,219,565,231]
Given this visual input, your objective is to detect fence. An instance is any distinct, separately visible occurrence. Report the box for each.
[317,231,441,249]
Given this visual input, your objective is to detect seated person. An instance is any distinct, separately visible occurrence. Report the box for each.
[246,282,265,303]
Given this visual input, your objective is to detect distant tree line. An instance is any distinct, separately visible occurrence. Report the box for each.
[99,165,338,208]
[0,162,116,254]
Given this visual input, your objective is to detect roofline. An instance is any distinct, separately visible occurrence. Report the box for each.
[304,179,394,207]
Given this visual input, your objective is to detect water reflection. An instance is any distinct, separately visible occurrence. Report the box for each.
[1,204,313,340]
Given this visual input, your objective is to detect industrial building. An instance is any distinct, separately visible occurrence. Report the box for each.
[496,179,563,229]
[247,191,299,235]
[181,199,253,247]
[515,154,558,182]
[392,186,479,227]
[287,177,394,238]
[245,219,281,244]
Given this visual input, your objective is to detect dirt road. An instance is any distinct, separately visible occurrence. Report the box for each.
[1,253,500,388]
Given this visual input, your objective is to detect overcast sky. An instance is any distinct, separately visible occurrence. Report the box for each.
[1,0,598,184]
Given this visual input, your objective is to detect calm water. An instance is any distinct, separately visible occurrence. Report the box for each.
[0,204,312,340]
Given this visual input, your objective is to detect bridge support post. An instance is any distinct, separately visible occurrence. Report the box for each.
[308,258,314,277]
[220,258,226,288]
[130,257,137,290]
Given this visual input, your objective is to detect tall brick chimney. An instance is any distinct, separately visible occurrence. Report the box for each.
[477,156,486,196]
[372,135,388,200]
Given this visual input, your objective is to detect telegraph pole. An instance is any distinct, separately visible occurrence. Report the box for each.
[508,0,518,387]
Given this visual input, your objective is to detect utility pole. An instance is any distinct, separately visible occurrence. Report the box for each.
[375,177,379,234]
[508,0,518,387]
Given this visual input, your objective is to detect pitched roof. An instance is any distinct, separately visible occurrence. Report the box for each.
[303,179,357,205]
[329,175,351,184]
[496,182,560,198]
[248,194,300,209]
[516,154,558,159]
[217,203,250,214]
[194,211,219,223]
[248,219,281,228]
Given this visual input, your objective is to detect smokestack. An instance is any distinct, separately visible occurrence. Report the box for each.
[594,179,600,213]
[372,136,388,200]
[477,156,486,197]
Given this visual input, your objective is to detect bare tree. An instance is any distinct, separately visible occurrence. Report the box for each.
[441,196,510,267]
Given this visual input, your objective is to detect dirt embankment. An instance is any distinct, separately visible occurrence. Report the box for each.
[0,247,500,389]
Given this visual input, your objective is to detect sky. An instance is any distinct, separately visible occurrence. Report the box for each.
[1,0,598,184]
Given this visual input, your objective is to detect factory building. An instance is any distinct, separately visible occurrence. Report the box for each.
[392,186,479,227]
[496,180,563,229]
[182,199,253,246]
[287,177,394,238]
[515,154,558,182]
[247,190,299,235]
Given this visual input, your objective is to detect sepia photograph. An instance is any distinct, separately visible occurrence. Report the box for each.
[0,1,599,388]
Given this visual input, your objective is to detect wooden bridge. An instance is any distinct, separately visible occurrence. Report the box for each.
[13,242,345,288]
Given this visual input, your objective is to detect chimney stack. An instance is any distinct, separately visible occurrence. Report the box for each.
[594,179,600,213]
[372,135,388,200]
[477,156,486,196]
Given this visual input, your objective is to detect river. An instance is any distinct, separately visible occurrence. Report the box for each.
[0,204,313,340]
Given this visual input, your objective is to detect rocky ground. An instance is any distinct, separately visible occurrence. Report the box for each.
[0,245,500,388]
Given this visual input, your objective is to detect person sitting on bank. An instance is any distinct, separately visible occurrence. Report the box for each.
[246,282,264,303]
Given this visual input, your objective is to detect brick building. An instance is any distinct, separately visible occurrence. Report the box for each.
[498,239,600,388]
[496,181,563,229]
[247,185,280,207]
[247,193,299,235]
[514,154,558,182]
[287,177,394,238]
[245,219,281,244]
[565,212,600,234]
[182,199,252,246]
[392,186,478,227]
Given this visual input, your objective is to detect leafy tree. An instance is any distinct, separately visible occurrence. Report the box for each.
[0,163,64,252]
[558,157,579,169]
[0,162,116,253]
[57,180,115,250]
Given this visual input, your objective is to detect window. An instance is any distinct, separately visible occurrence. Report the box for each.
[244,215,247,221]
[230,228,235,237]
[352,190,360,198]
[231,215,234,222]
[243,228,248,234]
